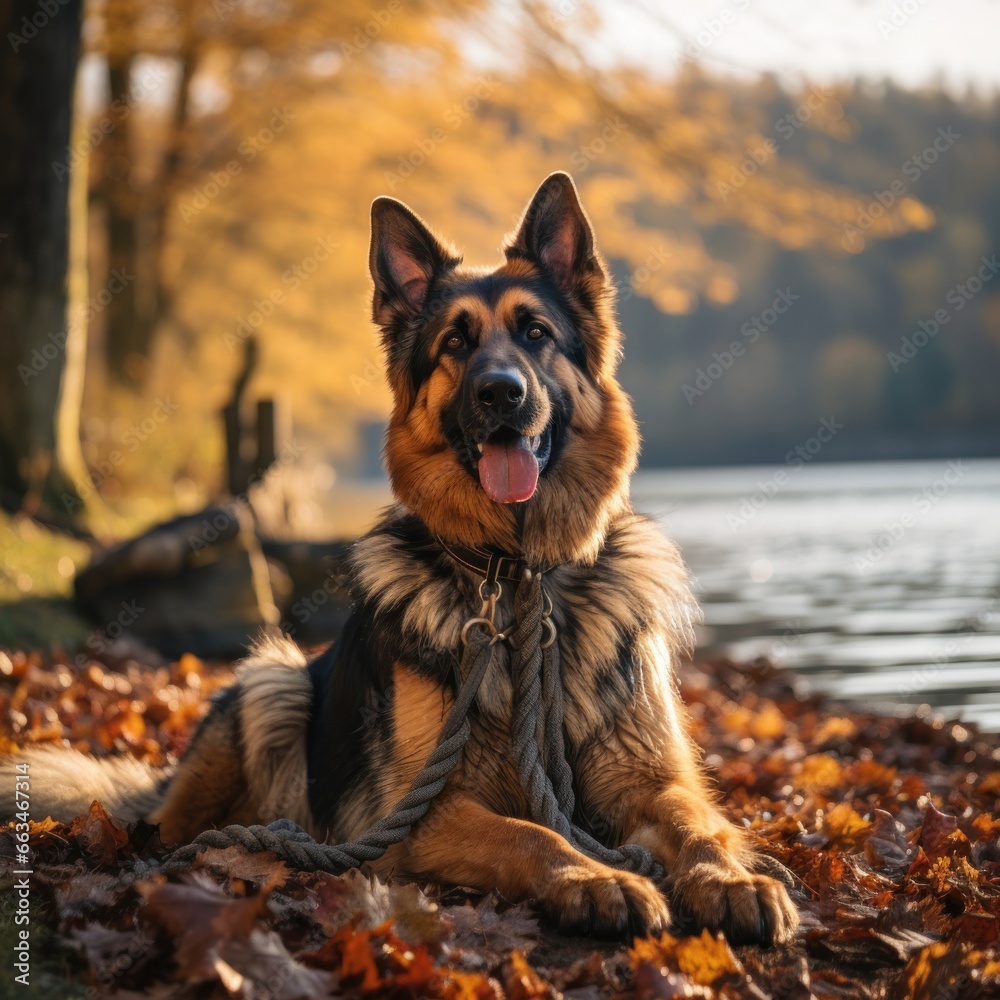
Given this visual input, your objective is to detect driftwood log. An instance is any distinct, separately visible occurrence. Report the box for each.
[74,505,352,659]
[72,337,354,660]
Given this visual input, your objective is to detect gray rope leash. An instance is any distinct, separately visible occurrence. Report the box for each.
[160,569,664,883]
[161,624,495,876]
[509,570,664,881]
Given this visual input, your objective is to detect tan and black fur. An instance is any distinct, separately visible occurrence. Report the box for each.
[3,174,798,944]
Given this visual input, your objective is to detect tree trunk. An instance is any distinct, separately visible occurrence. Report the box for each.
[0,0,89,524]
[97,14,196,383]
[147,33,198,328]
[98,9,151,383]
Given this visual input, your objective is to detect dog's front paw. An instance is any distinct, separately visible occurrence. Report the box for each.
[671,860,798,946]
[541,862,670,939]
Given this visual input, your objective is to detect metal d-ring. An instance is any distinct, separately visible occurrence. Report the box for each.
[461,616,497,646]
[540,617,557,649]
[540,585,557,649]
[541,587,553,618]
[462,578,506,647]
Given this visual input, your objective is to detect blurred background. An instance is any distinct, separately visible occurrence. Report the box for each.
[1,0,998,725]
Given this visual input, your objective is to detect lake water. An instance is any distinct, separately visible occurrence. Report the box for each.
[632,458,1000,733]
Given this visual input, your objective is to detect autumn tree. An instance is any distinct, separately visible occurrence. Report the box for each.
[0,0,91,524]
[89,0,482,382]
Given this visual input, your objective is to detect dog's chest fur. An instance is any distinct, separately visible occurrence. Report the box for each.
[351,506,698,742]
[306,506,698,839]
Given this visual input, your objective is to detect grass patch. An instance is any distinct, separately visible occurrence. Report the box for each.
[0,512,93,651]
[0,884,88,1000]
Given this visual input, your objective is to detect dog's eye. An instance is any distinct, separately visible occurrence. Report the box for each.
[445,333,465,351]
[526,324,548,341]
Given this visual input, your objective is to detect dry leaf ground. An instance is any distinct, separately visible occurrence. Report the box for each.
[1,648,998,999]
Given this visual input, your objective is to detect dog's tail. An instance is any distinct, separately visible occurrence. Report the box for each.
[1,745,170,824]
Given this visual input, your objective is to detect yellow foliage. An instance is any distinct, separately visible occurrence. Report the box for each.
[630,929,741,987]
[674,929,741,984]
[824,801,871,845]
[720,703,786,742]
[812,716,858,744]
[77,3,935,502]
[798,753,844,793]
[506,951,548,1000]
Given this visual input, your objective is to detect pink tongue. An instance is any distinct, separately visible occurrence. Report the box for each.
[478,439,539,503]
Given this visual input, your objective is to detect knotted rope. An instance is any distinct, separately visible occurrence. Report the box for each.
[160,569,662,882]
[508,570,663,880]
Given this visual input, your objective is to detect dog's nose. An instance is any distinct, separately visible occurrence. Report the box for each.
[475,369,526,415]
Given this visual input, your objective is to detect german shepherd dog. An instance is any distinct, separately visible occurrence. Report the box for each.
[4,174,797,944]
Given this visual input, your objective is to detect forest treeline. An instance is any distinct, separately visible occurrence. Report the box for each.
[97,66,1000,490]
[8,0,998,525]
[81,50,891,492]
[620,76,1000,467]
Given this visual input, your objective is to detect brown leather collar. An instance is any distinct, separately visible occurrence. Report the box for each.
[436,537,528,585]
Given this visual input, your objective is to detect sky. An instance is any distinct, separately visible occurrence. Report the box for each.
[83,0,1000,119]
[584,0,1000,95]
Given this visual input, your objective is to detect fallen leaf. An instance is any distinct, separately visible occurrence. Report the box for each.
[630,929,742,988]
[918,803,970,861]
[896,941,966,1000]
[216,928,334,999]
[864,809,914,870]
[196,845,291,892]
[631,963,712,999]
[506,951,549,1000]
[824,802,871,846]
[310,869,441,941]
[54,871,126,920]
[72,800,130,865]
[138,873,268,980]
[798,753,844,793]
[808,923,935,968]
[443,897,541,970]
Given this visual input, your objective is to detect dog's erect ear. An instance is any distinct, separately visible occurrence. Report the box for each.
[369,197,459,330]
[505,172,606,295]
